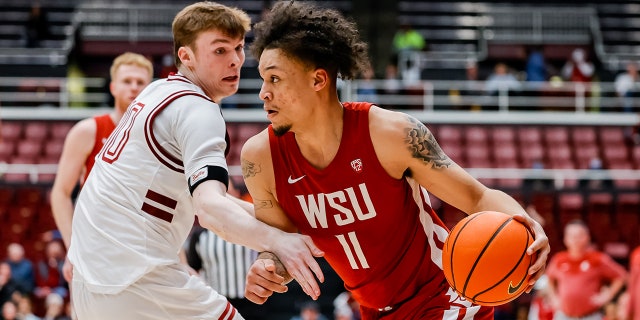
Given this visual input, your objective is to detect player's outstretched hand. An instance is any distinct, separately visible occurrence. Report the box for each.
[245,258,289,304]
[270,233,325,300]
[513,213,550,293]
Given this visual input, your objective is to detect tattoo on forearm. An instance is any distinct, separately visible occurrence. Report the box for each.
[241,158,261,178]
[254,199,274,210]
[405,117,451,169]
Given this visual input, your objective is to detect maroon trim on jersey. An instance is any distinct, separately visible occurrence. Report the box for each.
[166,73,193,84]
[141,202,173,223]
[144,90,212,173]
[145,189,177,209]
[217,301,236,320]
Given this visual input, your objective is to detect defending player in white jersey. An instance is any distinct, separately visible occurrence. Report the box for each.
[65,3,324,319]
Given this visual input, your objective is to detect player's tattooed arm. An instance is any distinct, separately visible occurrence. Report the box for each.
[404,116,452,169]
[241,158,261,178]
[241,158,274,211]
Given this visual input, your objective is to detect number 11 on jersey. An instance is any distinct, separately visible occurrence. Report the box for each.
[336,231,369,269]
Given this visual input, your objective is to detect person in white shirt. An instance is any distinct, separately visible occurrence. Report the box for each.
[65,2,324,319]
[614,61,638,112]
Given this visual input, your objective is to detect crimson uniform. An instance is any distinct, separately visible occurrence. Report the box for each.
[546,249,627,319]
[268,102,493,320]
[629,247,640,320]
[83,113,116,183]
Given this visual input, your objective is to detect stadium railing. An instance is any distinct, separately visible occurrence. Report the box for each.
[1,76,638,184]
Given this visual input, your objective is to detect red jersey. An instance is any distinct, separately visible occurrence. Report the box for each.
[269,102,452,310]
[629,247,640,320]
[546,249,627,317]
[84,114,115,182]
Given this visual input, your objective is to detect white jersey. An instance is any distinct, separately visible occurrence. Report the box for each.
[69,73,229,294]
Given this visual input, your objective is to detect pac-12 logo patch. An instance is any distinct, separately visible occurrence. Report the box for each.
[350,159,363,173]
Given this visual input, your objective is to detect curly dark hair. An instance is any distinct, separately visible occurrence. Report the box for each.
[250,1,369,80]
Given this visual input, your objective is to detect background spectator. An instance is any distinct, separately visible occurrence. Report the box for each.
[546,220,627,320]
[1,300,18,320]
[13,293,41,320]
[561,48,594,83]
[527,275,554,320]
[392,20,426,55]
[41,293,68,320]
[356,63,379,104]
[628,245,640,320]
[24,2,50,48]
[0,262,18,309]
[5,243,35,295]
[33,241,67,301]
[333,292,360,320]
[290,301,328,320]
[485,62,522,96]
[614,61,638,112]
[526,47,548,83]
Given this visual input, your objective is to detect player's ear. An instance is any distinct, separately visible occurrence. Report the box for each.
[177,46,194,67]
[312,68,328,91]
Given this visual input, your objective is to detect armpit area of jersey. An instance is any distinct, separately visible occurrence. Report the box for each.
[188,165,229,195]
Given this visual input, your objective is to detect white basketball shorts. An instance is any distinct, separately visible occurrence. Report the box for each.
[72,263,244,320]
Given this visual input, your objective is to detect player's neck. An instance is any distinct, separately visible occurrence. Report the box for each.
[294,100,344,169]
[567,247,588,259]
[111,108,125,124]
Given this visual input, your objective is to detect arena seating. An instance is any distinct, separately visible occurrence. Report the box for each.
[0,0,640,318]
[4,120,636,259]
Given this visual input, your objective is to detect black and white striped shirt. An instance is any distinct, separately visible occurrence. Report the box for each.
[186,227,257,299]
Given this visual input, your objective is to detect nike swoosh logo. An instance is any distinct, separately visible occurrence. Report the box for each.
[287,175,306,184]
[508,277,526,294]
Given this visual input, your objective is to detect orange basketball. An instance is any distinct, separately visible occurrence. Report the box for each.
[441,211,535,306]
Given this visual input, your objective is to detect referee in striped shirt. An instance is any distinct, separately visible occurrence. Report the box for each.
[186,225,264,319]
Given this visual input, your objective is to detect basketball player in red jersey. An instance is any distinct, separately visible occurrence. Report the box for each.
[51,52,153,280]
[241,2,550,319]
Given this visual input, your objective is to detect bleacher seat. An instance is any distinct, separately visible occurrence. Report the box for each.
[43,140,64,159]
[6,204,37,227]
[546,144,574,168]
[574,144,601,169]
[520,143,545,168]
[517,127,543,146]
[49,121,74,140]
[571,126,597,145]
[437,125,463,144]
[1,121,23,141]
[493,142,518,165]
[439,142,465,166]
[599,127,626,145]
[587,192,614,215]
[14,187,43,206]
[2,172,30,183]
[23,122,49,141]
[464,126,490,146]
[14,140,42,161]
[544,127,570,145]
[602,144,630,167]
[557,193,584,226]
[0,187,14,207]
[0,140,16,162]
[491,126,516,145]
[615,203,640,247]
[465,144,492,168]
